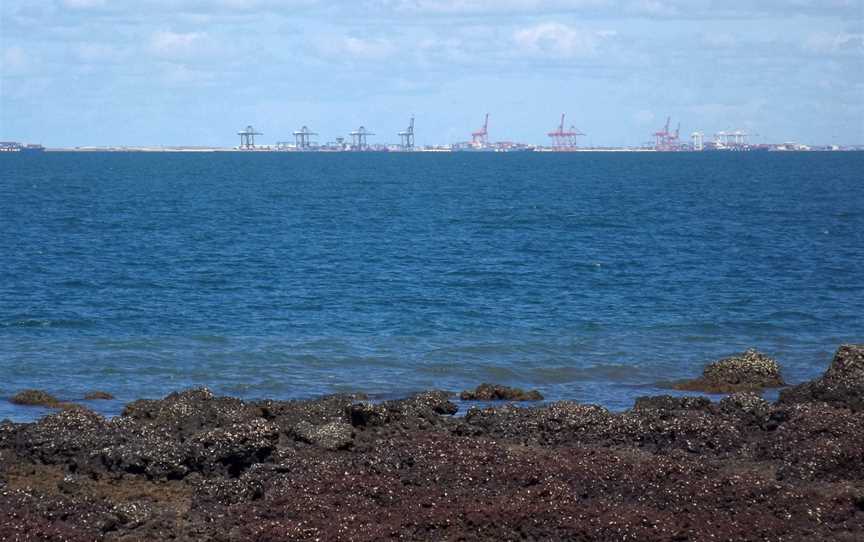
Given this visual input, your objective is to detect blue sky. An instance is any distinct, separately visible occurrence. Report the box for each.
[1,0,862,146]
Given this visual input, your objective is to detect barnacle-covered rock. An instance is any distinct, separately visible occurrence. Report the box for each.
[674,349,785,393]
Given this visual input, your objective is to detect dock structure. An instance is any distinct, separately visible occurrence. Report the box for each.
[471,113,489,148]
[398,117,415,151]
[293,126,318,150]
[653,117,681,151]
[349,126,374,151]
[547,113,585,150]
[237,125,262,150]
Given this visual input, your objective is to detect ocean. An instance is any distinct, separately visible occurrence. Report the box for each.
[1,152,862,421]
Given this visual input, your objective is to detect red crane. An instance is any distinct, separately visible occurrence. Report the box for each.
[547,113,585,149]
[653,116,681,151]
[471,113,489,147]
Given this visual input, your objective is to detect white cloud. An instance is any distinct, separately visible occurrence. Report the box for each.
[513,23,612,58]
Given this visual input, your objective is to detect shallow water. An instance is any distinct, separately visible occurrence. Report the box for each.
[1,152,862,420]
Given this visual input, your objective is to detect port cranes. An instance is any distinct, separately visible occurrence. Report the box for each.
[237,125,262,150]
[653,117,681,150]
[471,114,489,147]
[547,114,585,149]
[398,117,415,151]
[293,126,318,150]
[349,126,375,151]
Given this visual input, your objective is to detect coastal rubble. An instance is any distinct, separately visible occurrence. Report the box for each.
[1,345,863,540]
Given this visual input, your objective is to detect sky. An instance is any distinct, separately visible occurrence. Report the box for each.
[1,0,862,147]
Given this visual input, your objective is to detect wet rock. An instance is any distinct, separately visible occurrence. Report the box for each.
[291,420,353,450]
[460,383,544,401]
[780,344,864,410]
[84,391,114,400]
[10,389,60,407]
[674,349,785,393]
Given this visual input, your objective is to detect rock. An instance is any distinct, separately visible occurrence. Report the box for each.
[187,418,279,476]
[194,476,264,506]
[84,391,114,400]
[121,387,257,439]
[719,392,770,418]
[291,421,353,450]
[674,349,785,393]
[347,391,457,428]
[10,389,60,407]
[460,384,544,401]
[780,344,864,410]
[16,406,111,466]
[462,401,613,445]
[633,395,712,412]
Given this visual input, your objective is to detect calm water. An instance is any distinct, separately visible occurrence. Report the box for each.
[1,152,862,420]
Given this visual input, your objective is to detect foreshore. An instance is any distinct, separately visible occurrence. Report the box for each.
[2,345,862,540]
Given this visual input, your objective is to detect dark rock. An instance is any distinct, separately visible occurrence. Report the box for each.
[633,395,712,412]
[10,389,60,407]
[674,349,785,393]
[57,474,84,495]
[255,393,365,431]
[15,406,111,466]
[460,383,544,401]
[186,418,279,476]
[194,476,264,506]
[122,387,258,439]
[462,401,613,445]
[757,402,864,481]
[3,369,864,541]
[719,392,770,418]
[291,420,353,450]
[348,391,457,428]
[780,344,864,410]
[84,391,114,400]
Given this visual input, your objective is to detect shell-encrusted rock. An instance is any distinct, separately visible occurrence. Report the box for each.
[674,349,784,393]
[780,344,864,410]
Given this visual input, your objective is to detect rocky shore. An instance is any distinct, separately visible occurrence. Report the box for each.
[2,345,863,541]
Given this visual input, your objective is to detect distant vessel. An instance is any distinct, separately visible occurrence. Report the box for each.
[0,142,45,153]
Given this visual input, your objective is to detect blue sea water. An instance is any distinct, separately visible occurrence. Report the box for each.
[1,152,862,421]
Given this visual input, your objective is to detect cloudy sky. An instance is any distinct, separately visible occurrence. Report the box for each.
[1,0,862,147]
